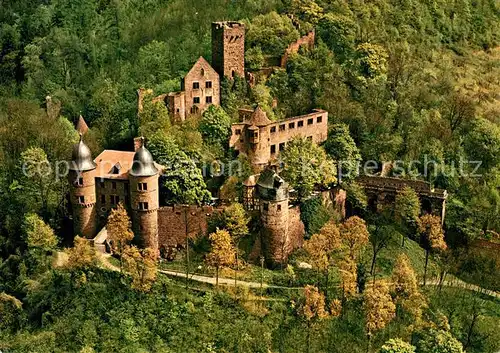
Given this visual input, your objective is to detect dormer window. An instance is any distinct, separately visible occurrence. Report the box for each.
[109,163,121,175]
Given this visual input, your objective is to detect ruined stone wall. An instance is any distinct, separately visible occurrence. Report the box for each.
[69,169,97,238]
[184,59,220,116]
[212,22,245,78]
[166,92,186,122]
[230,109,328,170]
[281,31,315,67]
[157,205,221,250]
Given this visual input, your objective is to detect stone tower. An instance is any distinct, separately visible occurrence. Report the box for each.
[211,21,245,79]
[69,134,97,239]
[256,168,291,267]
[130,139,159,255]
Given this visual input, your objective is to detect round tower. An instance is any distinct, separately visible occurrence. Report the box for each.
[246,106,271,171]
[256,168,290,267]
[69,134,97,239]
[129,140,159,255]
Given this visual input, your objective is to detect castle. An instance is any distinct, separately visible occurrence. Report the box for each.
[69,19,449,266]
[68,135,303,265]
[138,21,245,121]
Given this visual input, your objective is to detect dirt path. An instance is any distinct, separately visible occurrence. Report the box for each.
[97,253,499,299]
[425,277,500,299]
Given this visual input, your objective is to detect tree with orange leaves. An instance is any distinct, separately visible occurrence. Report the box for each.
[364,279,396,349]
[205,229,235,287]
[297,285,329,353]
[418,214,447,285]
[339,216,369,261]
[392,254,427,330]
[106,203,134,272]
[303,221,341,294]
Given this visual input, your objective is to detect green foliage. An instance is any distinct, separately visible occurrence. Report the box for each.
[281,137,336,199]
[245,46,265,70]
[244,11,300,56]
[415,329,464,353]
[147,131,211,205]
[199,105,232,148]
[318,13,357,61]
[345,182,368,212]
[394,187,421,232]
[23,213,58,251]
[379,338,415,353]
[300,197,331,236]
[463,118,500,172]
[324,124,361,181]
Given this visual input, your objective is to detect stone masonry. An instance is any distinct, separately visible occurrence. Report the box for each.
[230,107,329,170]
[212,21,245,79]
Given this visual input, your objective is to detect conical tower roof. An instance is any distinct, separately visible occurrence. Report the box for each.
[245,106,271,127]
[130,138,159,177]
[76,115,89,135]
[70,134,96,171]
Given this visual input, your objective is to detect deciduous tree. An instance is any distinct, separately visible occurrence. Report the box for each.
[364,280,396,346]
[205,229,235,287]
[65,236,97,270]
[394,187,421,246]
[379,338,415,353]
[418,214,447,285]
[199,105,231,148]
[339,216,369,261]
[297,285,329,353]
[281,137,336,200]
[106,203,134,272]
[122,246,157,292]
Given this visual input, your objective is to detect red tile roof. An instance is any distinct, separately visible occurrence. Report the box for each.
[94,150,135,180]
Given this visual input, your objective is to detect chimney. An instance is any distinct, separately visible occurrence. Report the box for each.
[134,137,144,152]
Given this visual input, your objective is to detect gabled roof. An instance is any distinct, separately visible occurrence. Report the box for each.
[94,150,135,180]
[244,106,272,127]
[76,115,89,135]
[185,56,219,79]
[94,150,163,180]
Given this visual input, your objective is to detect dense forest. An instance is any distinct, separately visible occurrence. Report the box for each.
[1,0,499,352]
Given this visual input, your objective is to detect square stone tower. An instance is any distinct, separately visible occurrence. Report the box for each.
[211,21,245,79]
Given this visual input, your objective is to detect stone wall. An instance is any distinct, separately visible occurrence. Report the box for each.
[131,174,159,252]
[230,109,328,170]
[157,205,221,250]
[69,169,97,238]
[183,57,220,116]
[211,22,245,78]
[281,31,315,67]
[260,199,305,266]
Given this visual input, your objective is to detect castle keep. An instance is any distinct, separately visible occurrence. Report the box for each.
[138,21,245,121]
